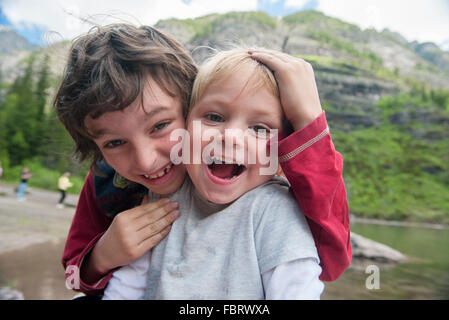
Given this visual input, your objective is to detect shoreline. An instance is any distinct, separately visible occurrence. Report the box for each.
[350,215,448,230]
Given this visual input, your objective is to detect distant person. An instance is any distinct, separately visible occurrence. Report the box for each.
[16,167,32,201]
[57,172,73,209]
[0,161,3,180]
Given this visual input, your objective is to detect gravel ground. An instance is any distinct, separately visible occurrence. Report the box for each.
[0,182,77,254]
[0,182,79,299]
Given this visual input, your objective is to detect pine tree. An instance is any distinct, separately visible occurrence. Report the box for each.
[31,54,51,158]
[3,54,36,165]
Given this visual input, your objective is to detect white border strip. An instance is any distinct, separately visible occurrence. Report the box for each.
[279,126,330,163]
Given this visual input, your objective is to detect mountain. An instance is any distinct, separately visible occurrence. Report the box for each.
[1,10,448,222]
[0,26,36,54]
[440,39,449,52]
[154,11,449,131]
[0,26,40,84]
[410,41,449,73]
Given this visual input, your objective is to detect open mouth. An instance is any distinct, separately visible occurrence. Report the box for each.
[205,156,246,184]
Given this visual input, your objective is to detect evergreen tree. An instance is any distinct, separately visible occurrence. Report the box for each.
[3,54,37,165]
[31,55,51,158]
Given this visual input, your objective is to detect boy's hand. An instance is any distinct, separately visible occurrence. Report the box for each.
[81,196,179,283]
[249,49,322,131]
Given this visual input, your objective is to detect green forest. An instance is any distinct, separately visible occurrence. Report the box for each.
[0,53,87,194]
[331,90,449,223]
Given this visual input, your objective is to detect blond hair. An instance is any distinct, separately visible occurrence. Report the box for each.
[190,48,279,110]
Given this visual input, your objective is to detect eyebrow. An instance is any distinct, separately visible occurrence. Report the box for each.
[198,97,277,118]
[90,106,171,138]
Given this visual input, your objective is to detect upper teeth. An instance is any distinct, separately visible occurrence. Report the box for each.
[144,163,173,179]
[210,156,243,165]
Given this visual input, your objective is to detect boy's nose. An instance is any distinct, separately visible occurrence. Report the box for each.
[132,143,157,173]
[216,126,246,158]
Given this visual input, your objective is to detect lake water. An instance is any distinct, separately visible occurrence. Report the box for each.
[323,222,449,300]
[0,221,448,300]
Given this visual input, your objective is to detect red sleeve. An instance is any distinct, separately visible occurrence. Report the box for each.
[61,171,114,296]
[278,111,351,282]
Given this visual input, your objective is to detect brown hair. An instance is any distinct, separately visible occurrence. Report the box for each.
[54,24,197,173]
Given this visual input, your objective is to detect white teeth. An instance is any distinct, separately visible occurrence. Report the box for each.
[211,156,223,164]
[210,156,244,166]
[144,163,173,180]
[165,164,173,173]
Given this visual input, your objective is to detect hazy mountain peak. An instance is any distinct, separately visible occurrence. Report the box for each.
[0,27,36,55]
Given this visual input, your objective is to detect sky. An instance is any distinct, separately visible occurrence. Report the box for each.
[0,0,448,50]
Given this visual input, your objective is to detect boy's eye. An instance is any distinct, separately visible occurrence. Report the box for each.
[204,113,224,123]
[105,140,125,148]
[250,125,270,134]
[153,121,170,132]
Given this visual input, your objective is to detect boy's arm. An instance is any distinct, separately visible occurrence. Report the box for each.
[278,112,351,281]
[62,172,114,296]
[262,258,324,299]
[249,49,351,281]
[102,251,151,300]
[62,171,180,296]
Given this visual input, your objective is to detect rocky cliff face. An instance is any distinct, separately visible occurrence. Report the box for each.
[153,11,449,131]
[1,10,449,131]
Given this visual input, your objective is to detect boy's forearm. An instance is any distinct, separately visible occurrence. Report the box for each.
[278,111,351,281]
[79,240,115,286]
[62,171,114,295]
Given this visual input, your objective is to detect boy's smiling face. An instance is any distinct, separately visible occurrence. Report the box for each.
[186,64,284,204]
[85,77,187,195]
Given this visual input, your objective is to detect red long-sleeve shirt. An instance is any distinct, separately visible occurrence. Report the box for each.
[62,111,351,295]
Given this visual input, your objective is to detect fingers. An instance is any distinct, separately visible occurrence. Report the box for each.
[135,208,179,243]
[132,197,173,220]
[134,199,179,226]
[252,49,293,63]
[249,50,286,71]
[249,49,311,73]
[137,225,172,252]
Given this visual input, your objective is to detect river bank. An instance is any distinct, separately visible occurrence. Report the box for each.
[350,215,449,230]
[1,182,447,299]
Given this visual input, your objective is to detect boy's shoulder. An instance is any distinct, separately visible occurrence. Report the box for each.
[242,175,292,204]
[245,176,319,271]
[235,175,304,223]
[94,162,148,218]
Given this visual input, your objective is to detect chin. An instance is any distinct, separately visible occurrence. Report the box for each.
[201,189,240,204]
[143,166,186,195]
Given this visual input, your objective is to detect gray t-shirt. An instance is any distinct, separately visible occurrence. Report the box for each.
[143,176,319,300]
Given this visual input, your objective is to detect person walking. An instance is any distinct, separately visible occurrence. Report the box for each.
[16,167,32,201]
[57,172,73,208]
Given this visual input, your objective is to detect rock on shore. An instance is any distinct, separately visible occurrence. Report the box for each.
[0,287,24,300]
[351,232,407,263]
